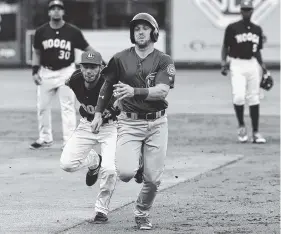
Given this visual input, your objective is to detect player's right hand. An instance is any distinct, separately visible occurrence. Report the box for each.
[33,74,42,85]
[91,112,103,134]
[220,62,229,76]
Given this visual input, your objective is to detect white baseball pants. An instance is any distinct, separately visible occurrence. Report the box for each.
[37,64,76,145]
[229,57,261,106]
[60,118,117,215]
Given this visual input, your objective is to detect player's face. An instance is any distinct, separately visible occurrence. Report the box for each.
[81,64,101,83]
[241,8,253,20]
[48,6,64,21]
[134,22,153,48]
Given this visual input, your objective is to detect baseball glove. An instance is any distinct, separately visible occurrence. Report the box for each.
[260,70,274,91]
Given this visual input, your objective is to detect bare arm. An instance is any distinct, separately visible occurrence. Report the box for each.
[84,45,97,52]
[32,49,41,67]
[255,50,267,71]
[221,44,228,65]
[145,84,170,101]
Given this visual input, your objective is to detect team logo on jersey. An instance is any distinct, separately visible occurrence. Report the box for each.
[42,38,71,50]
[193,0,279,28]
[167,64,176,76]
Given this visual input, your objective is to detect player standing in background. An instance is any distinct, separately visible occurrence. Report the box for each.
[220,0,271,144]
[90,13,176,230]
[60,51,118,223]
[30,0,97,149]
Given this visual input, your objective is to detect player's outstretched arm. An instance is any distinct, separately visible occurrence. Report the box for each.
[91,81,114,133]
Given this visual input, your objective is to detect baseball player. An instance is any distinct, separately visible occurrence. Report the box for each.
[91,13,176,230]
[60,51,118,223]
[30,0,97,149]
[221,0,272,144]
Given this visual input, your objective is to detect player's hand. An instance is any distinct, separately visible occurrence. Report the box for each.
[33,74,42,85]
[220,62,229,76]
[91,112,103,134]
[113,81,134,100]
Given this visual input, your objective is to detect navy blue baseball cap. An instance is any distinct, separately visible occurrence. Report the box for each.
[80,51,103,65]
[49,0,64,9]
[240,0,253,9]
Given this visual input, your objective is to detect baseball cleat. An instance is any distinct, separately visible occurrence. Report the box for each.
[134,168,144,184]
[252,132,266,144]
[135,216,152,230]
[91,212,108,224]
[86,154,102,186]
[237,126,248,143]
[29,140,53,149]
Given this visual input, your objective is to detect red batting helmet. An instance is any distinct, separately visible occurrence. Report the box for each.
[130,13,159,44]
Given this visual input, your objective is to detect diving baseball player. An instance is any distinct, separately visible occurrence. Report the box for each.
[221,0,273,144]
[91,13,176,230]
[30,0,97,149]
[60,51,118,223]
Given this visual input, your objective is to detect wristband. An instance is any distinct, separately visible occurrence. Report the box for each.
[134,88,149,100]
[32,65,40,75]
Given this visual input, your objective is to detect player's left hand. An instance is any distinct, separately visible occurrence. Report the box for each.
[113,81,134,100]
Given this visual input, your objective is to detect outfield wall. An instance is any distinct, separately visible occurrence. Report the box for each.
[171,0,280,67]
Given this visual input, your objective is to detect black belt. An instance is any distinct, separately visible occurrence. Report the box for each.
[43,65,67,71]
[84,114,113,124]
[125,110,165,120]
[231,56,252,60]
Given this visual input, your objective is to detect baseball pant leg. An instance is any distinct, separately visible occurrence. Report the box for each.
[60,118,100,172]
[246,59,260,106]
[37,81,56,142]
[134,116,168,217]
[230,59,247,105]
[115,113,146,182]
[58,84,77,145]
[95,123,118,215]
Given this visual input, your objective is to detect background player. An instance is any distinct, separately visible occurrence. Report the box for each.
[60,51,118,224]
[90,13,176,230]
[30,0,97,149]
[220,0,270,144]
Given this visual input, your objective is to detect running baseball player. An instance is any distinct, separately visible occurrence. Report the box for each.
[30,0,97,149]
[221,0,273,144]
[91,13,176,230]
[60,51,118,223]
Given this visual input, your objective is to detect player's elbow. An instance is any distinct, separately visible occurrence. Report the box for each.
[157,84,169,100]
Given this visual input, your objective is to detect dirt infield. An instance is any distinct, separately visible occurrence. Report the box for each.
[0,69,279,233]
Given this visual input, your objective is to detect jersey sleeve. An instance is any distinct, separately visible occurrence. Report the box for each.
[155,55,176,89]
[258,27,264,50]
[33,29,42,50]
[223,25,232,47]
[101,56,120,84]
[74,28,89,51]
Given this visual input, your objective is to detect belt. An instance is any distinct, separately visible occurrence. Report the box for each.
[231,56,252,60]
[43,65,66,71]
[125,110,165,120]
[84,115,114,124]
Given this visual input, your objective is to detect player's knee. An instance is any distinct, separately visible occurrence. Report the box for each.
[233,95,245,105]
[247,95,260,106]
[117,170,134,182]
[60,158,76,172]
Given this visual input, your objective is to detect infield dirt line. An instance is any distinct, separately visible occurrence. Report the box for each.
[56,154,244,234]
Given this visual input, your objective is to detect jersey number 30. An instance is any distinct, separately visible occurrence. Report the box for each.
[59,50,70,60]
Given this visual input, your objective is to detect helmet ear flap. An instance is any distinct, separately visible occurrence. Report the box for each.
[151,28,159,42]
